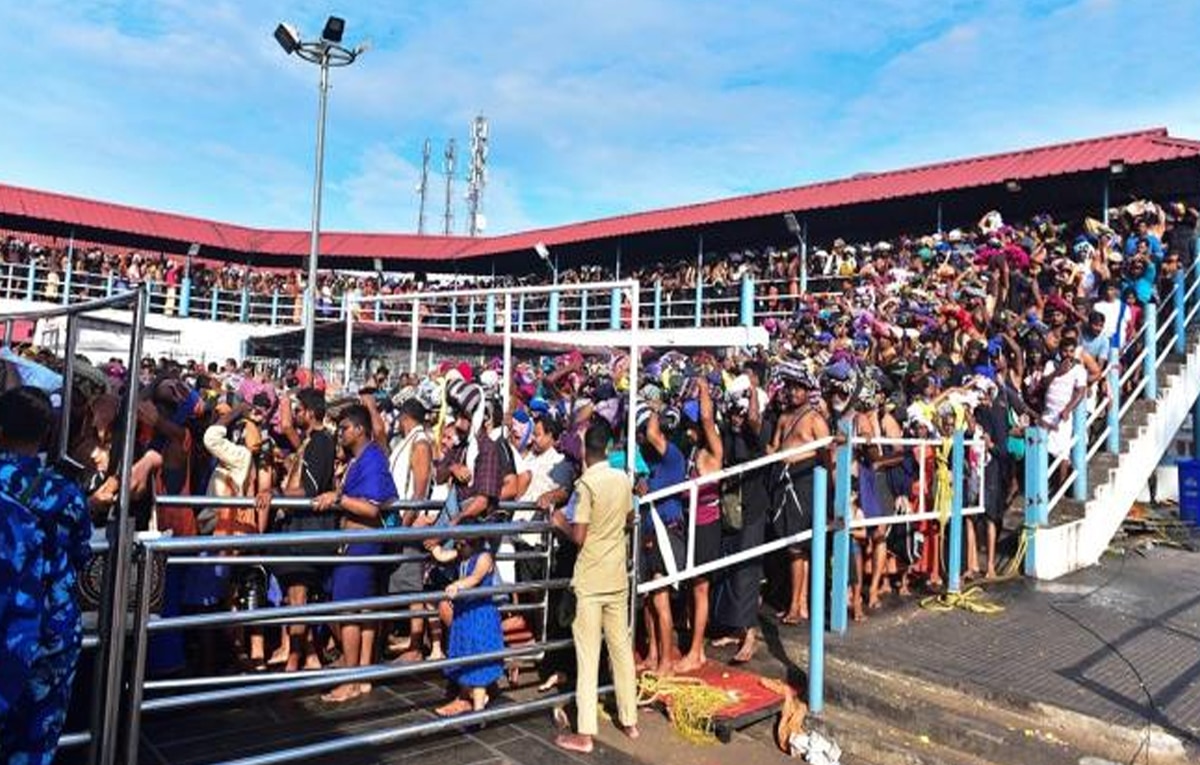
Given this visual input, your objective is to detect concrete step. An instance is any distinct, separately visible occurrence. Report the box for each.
[822,706,996,765]
[821,656,1190,765]
[1049,498,1086,525]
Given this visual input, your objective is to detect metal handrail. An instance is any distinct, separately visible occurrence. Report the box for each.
[145,579,568,632]
[0,288,139,319]
[141,639,572,714]
[140,519,551,554]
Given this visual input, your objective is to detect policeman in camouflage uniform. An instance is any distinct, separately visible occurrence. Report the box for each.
[0,493,46,724]
[0,387,92,765]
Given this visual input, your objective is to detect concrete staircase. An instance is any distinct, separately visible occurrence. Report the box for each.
[1030,327,1200,580]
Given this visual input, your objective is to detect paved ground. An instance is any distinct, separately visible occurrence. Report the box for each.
[136,672,804,765]
[130,536,1200,764]
[753,543,1200,747]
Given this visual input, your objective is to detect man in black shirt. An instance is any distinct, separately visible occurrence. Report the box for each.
[257,387,336,672]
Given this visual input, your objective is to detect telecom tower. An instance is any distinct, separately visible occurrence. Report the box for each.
[465,115,489,236]
[415,138,431,235]
[442,138,456,236]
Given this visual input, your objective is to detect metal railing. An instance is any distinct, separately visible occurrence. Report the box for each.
[1030,254,1200,572]
[0,258,835,332]
[111,499,610,765]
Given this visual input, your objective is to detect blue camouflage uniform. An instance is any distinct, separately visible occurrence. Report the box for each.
[0,494,46,721]
[0,454,91,765]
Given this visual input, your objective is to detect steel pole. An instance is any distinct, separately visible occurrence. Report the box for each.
[93,287,148,765]
[302,51,331,371]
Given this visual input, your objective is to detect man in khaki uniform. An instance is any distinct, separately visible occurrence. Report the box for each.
[552,420,639,754]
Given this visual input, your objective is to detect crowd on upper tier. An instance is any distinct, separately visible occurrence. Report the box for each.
[1,197,1199,758]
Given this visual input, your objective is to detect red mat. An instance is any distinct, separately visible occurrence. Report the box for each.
[640,663,788,741]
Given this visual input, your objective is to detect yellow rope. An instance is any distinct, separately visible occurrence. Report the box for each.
[918,584,1006,615]
[636,672,737,744]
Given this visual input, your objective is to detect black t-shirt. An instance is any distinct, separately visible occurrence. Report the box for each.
[300,430,336,497]
[277,429,338,535]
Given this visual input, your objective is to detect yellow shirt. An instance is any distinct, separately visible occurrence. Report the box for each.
[571,461,633,597]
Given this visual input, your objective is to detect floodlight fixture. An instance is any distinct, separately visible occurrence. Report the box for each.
[274,23,301,54]
[1109,158,1127,177]
[321,16,345,44]
[1005,178,1022,193]
[534,242,550,261]
[783,211,802,236]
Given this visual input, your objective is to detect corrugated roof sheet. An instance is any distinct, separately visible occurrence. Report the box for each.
[2,127,1198,262]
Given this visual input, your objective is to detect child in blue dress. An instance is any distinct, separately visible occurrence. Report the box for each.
[434,536,504,716]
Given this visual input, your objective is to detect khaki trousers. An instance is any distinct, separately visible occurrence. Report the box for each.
[572,589,638,736]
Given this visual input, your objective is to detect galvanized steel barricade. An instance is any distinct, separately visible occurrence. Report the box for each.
[115,496,630,765]
[0,287,149,765]
[632,428,984,716]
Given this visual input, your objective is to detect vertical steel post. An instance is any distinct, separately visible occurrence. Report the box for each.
[62,245,74,306]
[342,296,354,389]
[501,294,512,416]
[1023,427,1048,576]
[799,221,809,295]
[694,240,704,328]
[302,52,331,372]
[1107,346,1120,455]
[626,283,641,634]
[485,294,496,335]
[468,296,477,333]
[609,287,621,330]
[210,287,219,322]
[830,419,853,635]
[1143,301,1158,400]
[946,430,965,594]
[653,281,662,330]
[1174,269,1186,354]
[517,293,526,333]
[57,315,78,462]
[807,465,829,714]
[409,300,420,376]
[180,277,191,318]
[580,289,589,331]
[119,547,156,765]
[25,260,35,301]
[740,275,755,327]
[1071,403,1088,501]
[93,288,147,765]
[548,290,560,333]
[270,290,280,326]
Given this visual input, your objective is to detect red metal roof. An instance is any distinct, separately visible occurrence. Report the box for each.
[3,127,1198,262]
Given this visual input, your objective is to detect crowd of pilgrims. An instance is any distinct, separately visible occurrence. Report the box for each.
[1,197,1197,758]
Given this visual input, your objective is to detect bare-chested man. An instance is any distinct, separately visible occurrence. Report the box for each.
[769,375,830,624]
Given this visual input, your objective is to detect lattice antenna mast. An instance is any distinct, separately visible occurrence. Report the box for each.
[442,138,456,236]
[465,115,489,237]
[416,138,432,235]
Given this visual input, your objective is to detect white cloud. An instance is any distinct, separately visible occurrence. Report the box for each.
[2,0,1200,239]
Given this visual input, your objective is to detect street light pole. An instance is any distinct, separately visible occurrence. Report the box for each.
[303,51,330,372]
[275,17,365,372]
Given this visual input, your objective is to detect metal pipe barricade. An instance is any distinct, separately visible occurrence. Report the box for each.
[118,507,587,765]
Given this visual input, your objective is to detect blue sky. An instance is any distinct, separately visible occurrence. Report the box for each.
[3,0,1199,236]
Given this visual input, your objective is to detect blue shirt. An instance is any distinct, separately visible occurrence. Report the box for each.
[0,492,44,716]
[343,442,398,506]
[0,454,91,658]
[645,441,687,530]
